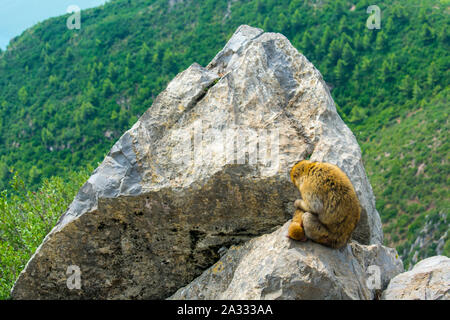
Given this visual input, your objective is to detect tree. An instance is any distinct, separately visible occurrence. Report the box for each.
[385,17,395,34]
[139,42,151,63]
[335,59,347,83]
[338,16,350,35]
[18,87,28,105]
[162,49,177,74]
[318,26,333,56]
[342,43,355,69]
[107,62,118,80]
[426,62,438,88]
[375,31,387,51]
[379,60,392,83]
[301,31,313,52]
[291,8,303,31]
[277,13,289,33]
[413,82,422,101]
[438,27,449,45]
[421,25,434,45]
[349,106,368,123]
[399,75,413,98]
[41,127,54,146]
[328,39,341,64]
[263,17,272,32]
[360,56,372,74]
[362,33,372,50]
[255,0,266,14]
[353,34,363,52]
[64,47,74,61]
[102,78,115,97]
[126,53,134,68]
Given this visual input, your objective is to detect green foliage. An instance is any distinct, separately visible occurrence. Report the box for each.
[0,169,90,299]
[361,88,450,268]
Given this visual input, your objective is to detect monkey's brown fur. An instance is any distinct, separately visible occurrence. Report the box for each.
[288,209,307,241]
[288,160,361,248]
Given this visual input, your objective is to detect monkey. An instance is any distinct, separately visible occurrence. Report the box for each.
[287,160,361,249]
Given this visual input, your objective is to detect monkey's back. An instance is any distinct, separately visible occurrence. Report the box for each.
[302,162,361,241]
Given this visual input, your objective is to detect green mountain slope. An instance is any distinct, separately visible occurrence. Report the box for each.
[0,0,448,274]
[362,88,449,267]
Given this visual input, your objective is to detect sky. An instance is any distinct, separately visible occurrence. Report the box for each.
[0,0,108,50]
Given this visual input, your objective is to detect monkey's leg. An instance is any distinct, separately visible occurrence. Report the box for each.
[288,209,307,241]
[302,212,342,248]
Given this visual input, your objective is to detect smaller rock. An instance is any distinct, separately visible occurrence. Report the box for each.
[169,221,403,300]
[382,256,450,300]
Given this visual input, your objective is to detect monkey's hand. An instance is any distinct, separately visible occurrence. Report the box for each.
[294,199,303,209]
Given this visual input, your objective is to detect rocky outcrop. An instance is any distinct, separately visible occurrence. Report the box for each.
[382,256,450,300]
[11,25,383,299]
[170,221,403,300]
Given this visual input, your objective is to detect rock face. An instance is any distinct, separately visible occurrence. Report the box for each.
[11,25,383,299]
[170,221,402,300]
[382,256,450,300]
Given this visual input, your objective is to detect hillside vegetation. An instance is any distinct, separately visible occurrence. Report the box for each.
[0,0,448,297]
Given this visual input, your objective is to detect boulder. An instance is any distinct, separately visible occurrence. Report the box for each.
[382,256,450,300]
[170,221,403,300]
[11,25,383,299]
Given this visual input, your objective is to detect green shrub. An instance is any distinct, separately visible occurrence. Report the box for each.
[0,169,89,299]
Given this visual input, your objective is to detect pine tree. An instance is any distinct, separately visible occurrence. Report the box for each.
[362,33,372,51]
[139,42,151,63]
[338,16,350,35]
[102,78,115,97]
[320,26,333,50]
[379,60,392,82]
[413,82,422,101]
[399,75,413,98]
[426,62,439,88]
[438,27,449,45]
[328,39,341,64]
[353,34,363,52]
[277,13,289,33]
[375,31,387,51]
[385,17,395,34]
[291,9,303,30]
[342,43,355,69]
[18,87,28,105]
[126,53,134,68]
[107,62,117,80]
[335,59,347,83]
[301,31,313,53]
[421,25,434,45]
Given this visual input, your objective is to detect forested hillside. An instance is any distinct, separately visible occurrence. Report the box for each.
[0,0,448,295]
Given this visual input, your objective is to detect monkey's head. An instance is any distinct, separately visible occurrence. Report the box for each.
[290,160,312,187]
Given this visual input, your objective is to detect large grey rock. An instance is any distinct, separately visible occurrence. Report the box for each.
[169,221,402,300]
[11,25,383,299]
[382,256,450,300]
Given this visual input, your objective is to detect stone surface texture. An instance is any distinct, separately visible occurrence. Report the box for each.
[382,256,450,300]
[170,221,402,300]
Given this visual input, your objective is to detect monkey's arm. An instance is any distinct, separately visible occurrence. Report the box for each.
[294,197,322,215]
